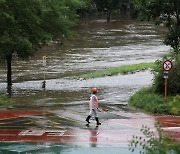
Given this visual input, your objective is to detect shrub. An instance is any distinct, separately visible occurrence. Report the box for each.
[168,63,180,94]
[152,58,165,94]
[129,122,180,154]
[152,53,180,95]
[168,95,180,115]
[129,87,171,114]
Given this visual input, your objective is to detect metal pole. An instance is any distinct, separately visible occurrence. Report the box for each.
[165,78,168,102]
[42,56,47,89]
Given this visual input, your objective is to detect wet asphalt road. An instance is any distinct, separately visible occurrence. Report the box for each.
[0,109,156,154]
[0,109,179,153]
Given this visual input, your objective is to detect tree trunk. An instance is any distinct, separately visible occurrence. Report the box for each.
[106,10,111,22]
[6,54,12,96]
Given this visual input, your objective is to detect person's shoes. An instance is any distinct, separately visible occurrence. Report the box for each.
[96,123,101,127]
[95,117,101,126]
[86,120,90,124]
[86,115,91,124]
[86,123,90,127]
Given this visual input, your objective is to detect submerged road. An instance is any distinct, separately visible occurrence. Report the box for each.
[0,110,179,153]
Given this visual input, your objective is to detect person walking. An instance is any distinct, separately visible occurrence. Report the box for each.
[85,87,101,127]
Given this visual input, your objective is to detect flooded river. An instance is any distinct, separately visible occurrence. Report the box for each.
[0,15,170,113]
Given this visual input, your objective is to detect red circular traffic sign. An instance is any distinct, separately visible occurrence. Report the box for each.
[163,60,173,72]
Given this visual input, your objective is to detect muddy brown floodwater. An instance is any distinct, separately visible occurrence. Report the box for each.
[0,15,170,114]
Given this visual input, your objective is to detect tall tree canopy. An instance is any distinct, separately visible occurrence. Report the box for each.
[0,0,86,89]
[93,0,129,22]
[133,0,180,53]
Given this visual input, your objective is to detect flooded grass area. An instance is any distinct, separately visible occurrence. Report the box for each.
[77,62,154,79]
[0,95,12,107]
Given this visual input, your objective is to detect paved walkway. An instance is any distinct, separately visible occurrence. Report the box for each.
[155,116,180,141]
[0,110,179,153]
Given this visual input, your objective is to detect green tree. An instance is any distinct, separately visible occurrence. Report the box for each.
[132,0,180,53]
[93,0,129,22]
[0,0,84,93]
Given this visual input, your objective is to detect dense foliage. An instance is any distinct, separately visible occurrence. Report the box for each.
[0,0,86,88]
[93,0,130,22]
[169,95,180,115]
[152,53,180,95]
[132,0,180,53]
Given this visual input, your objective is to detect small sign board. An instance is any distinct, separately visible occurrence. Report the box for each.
[43,56,48,66]
[163,60,173,72]
[164,72,168,78]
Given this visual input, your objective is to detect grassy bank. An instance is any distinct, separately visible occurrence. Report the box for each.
[0,94,12,107]
[129,87,180,115]
[129,87,180,153]
[76,62,154,79]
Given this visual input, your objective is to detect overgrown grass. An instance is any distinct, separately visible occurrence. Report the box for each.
[76,62,154,79]
[129,86,180,115]
[0,95,12,106]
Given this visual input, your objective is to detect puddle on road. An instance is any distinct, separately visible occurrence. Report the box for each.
[0,142,139,154]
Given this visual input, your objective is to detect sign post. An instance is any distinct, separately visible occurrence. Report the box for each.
[42,56,48,89]
[162,60,173,102]
[164,73,168,101]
